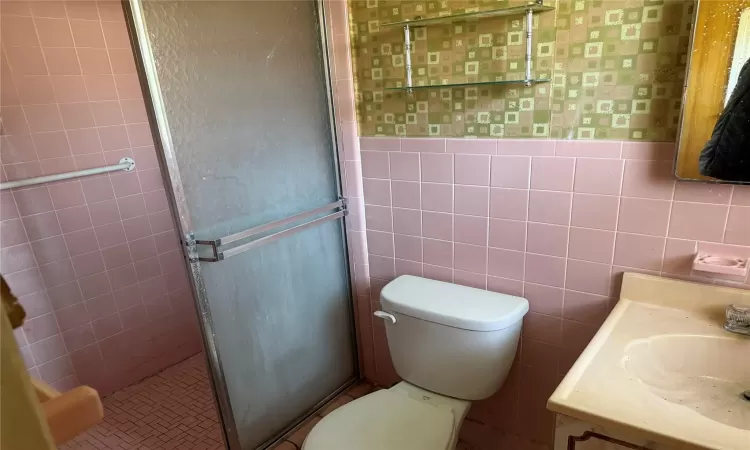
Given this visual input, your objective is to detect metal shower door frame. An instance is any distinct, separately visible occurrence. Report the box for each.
[122,1,358,448]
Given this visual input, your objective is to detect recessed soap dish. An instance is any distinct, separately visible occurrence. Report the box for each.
[693,253,749,276]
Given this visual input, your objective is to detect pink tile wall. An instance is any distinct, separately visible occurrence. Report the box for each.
[1,1,202,396]
[359,137,750,448]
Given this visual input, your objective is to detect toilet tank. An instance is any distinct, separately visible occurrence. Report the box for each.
[378,276,529,401]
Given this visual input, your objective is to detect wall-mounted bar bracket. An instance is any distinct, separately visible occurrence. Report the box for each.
[524,8,534,86]
[403,24,413,95]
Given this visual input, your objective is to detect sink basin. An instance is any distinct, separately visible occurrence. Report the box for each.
[549,274,750,450]
[623,334,750,430]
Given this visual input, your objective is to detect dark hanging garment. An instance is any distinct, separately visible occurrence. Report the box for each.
[699,57,750,182]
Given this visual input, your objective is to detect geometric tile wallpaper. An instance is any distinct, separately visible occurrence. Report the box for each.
[350,0,695,140]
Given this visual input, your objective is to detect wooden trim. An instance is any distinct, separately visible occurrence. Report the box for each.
[41,386,104,445]
[676,0,750,180]
[1,304,56,450]
[567,431,650,450]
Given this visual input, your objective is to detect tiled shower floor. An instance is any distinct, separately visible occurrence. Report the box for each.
[60,354,224,450]
[60,354,382,450]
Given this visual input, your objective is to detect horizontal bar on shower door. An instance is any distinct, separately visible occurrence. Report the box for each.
[0,158,136,191]
[204,210,345,262]
[195,199,346,248]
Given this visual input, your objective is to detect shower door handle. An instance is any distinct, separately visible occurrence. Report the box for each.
[193,199,347,262]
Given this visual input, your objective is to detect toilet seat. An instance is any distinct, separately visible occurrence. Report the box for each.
[302,389,455,450]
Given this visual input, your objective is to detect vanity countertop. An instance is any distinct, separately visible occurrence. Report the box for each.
[547,273,750,450]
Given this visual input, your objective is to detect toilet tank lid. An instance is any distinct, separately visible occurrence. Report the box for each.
[380,276,529,332]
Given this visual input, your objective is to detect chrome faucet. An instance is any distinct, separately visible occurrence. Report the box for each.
[724,304,750,336]
[724,305,750,404]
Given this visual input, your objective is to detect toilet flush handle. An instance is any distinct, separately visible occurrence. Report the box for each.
[373,311,396,324]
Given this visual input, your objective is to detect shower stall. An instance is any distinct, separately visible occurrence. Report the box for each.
[126,1,359,448]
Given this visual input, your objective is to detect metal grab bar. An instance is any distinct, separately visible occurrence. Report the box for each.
[197,199,346,248]
[0,157,136,191]
[220,211,345,260]
[195,199,347,262]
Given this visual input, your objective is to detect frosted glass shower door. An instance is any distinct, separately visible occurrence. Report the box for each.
[127,1,357,449]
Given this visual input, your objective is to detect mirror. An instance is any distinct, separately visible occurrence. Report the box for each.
[676,0,750,184]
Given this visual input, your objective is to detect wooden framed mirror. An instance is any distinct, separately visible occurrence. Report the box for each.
[676,0,750,184]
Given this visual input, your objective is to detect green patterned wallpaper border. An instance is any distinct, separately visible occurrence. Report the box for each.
[349,0,695,140]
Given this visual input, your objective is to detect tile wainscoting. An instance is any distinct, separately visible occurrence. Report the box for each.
[353,136,750,448]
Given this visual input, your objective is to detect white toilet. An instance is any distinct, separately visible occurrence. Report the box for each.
[303,275,529,450]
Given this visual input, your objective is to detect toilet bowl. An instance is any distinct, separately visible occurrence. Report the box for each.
[303,382,469,450]
[302,275,529,450]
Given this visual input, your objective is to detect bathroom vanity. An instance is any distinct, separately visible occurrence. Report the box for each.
[547,273,750,450]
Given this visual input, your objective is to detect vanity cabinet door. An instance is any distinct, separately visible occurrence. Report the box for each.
[566,432,649,450]
[555,415,673,450]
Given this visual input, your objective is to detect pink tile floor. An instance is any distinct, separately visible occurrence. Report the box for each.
[61,355,474,450]
[61,354,224,450]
